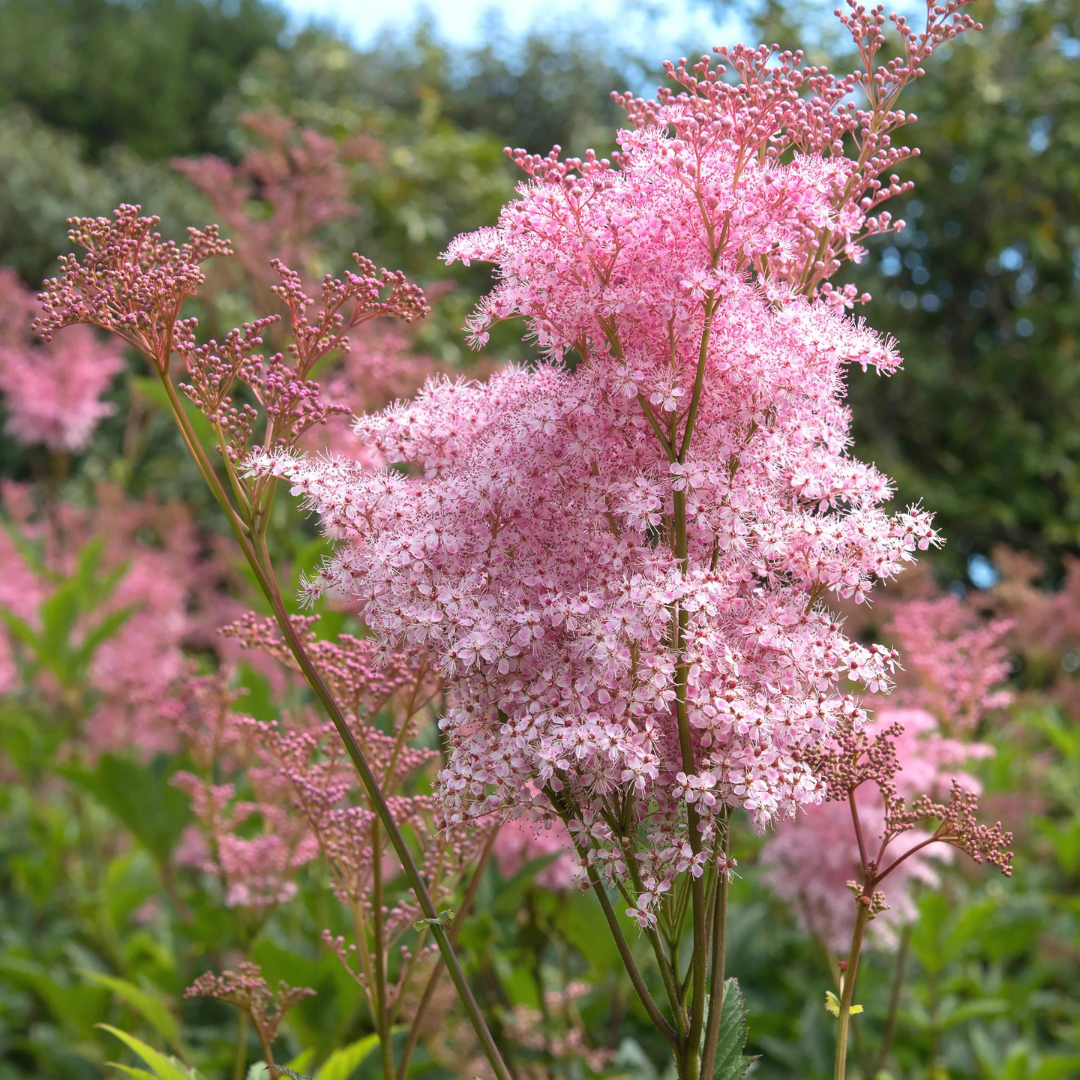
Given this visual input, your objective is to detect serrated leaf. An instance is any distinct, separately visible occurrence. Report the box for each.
[709,978,755,1080]
[81,971,182,1051]
[97,1024,193,1080]
[314,1032,381,1080]
[267,1067,317,1080]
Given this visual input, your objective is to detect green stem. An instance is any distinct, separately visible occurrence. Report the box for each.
[372,818,394,1080]
[699,836,730,1080]
[251,541,512,1080]
[232,1013,249,1080]
[545,787,678,1047]
[155,378,513,1080]
[833,900,871,1080]
[394,828,498,1080]
[254,1019,275,1068]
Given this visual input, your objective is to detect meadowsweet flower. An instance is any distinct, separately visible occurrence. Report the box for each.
[185,962,315,1061]
[247,25,955,925]
[170,673,318,911]
[222,613,492,1018]
[887,596,1013,730]
[761,707,997,949]
[0,269,123,452]
[0,484,226,753]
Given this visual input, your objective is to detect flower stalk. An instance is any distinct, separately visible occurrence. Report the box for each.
[36,212,514,1080]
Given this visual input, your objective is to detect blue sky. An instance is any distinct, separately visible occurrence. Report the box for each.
[281,0,741,53]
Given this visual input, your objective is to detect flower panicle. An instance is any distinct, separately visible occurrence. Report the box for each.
[185,961,315,1050]
[34,204,428,462]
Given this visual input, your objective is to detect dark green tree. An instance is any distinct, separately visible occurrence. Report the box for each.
[837,0,1080,575]
[0,0,286,158]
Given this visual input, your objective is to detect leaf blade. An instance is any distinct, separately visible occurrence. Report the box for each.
[314,1032,382,1080]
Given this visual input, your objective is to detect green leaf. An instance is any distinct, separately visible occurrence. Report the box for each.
[97,1025,194,1080]
[1,517,52,580]
[1032,1055,1080,1080]
[267,1068,316,1080]
[938,997,1010,1029]
[38,582,81,679]
[61,754,191,863]
[0,956,108,1034]
[708,978,755,1080]
[106,1064,161,1080]
[284,1049,316,1075]
[314,1032,382,1080]
[0,607,39,653]
[72,603,142,671]
[81,971,182,1050]
[72,536,106,597]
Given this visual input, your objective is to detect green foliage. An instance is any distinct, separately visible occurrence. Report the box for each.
[0,0,286,159]
[840,0,1080,573]
[98,1024,198,1080]
[80,972,182,1053]
[709,979,755,1080]
[0,4,1076,1080]
[0,535,135,686]
[61,754,192,865]
[311,1033,380,1080]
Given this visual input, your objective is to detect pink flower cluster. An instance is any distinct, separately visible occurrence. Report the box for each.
[173,109,379,309]
[761,589,1013,949]
[0,483,229,756]
[888,595,1013,730]
[185,961,315,1059]
[0,268,123,452]
[247,4,968,923]
[171,673,318,910]
[761,707,993,949]
[221,613,490,1010]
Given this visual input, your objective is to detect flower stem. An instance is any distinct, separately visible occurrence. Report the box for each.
[372,818,394,1080]
[395,827,498,1080]
[833,900,871,1080]
[155,379,514,1080]
[232,1013,248,1080]
[699,842,730,1080]
[250,541,513,1080]
[545,786,678,1046]
[871,921,912,1077]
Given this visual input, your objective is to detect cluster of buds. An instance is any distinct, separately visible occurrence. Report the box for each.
[35,206,427,470]
[617,0,982,299]
[221,611,493,1037]
[807,712,1013,875]
[185,961,314,1063]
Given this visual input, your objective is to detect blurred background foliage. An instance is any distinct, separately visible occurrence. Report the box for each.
[0,2,1078,1080]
